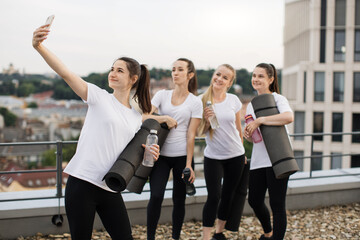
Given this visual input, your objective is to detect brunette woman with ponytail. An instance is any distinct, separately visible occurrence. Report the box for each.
[33,23,159,240]
[244,63,294,240]
[143,58,203,240]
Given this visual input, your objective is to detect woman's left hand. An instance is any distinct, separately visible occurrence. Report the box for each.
[186,166,195,184]
[244,118,261,137]
[142,144,160,161]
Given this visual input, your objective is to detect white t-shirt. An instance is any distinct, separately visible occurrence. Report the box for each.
[151,89,203,157]
[202,94,245,159]
[246,92,293,170]
[64,83,142,192]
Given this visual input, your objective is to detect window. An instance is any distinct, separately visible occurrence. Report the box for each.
[331,152,342,169]
[320,0,326,63]
[354,73,360,102]
[356,0,360,25]
[294,111,305,140]
[332,113,343,142]
[294,150,304,171]
[335,0,346,26]
[320,30,326,63]
[355,30,360,61]
[303,72,307,102]
[356,0,360,61]
[351,155,360,168]
[333,72,344,102]
[334,30,346,62]
[311,151,323,171]
[352,114,360,143]
[314,72,325,101]
[313,112,324,141]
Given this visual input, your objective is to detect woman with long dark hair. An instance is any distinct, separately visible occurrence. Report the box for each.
[143,58,203,240]
[244,63,294,240]
[32,21,159,240]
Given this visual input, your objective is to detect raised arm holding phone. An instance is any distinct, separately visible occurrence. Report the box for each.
[33,16,160,240]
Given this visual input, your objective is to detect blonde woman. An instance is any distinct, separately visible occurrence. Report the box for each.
[199,64,247,240]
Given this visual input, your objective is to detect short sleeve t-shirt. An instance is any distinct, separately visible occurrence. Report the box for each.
[202,93,245,159]
[151,89,203,157]
[64,83,142,192]
[246,92,293,170]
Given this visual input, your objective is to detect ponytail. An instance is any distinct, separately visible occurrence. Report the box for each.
[117,57,151,113]
[256,63,280,93]
[133,65,151,113]
[198,85,214,138]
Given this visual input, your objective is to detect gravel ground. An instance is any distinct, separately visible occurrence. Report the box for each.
[18,203,360,240]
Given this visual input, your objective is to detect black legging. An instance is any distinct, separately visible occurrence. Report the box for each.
[248,167,289,240]
[65,175,133,240]
[202,155,246,227]
[147,155,188,240]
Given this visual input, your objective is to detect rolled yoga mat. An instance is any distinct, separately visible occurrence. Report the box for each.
[251,94,299,179]
[126,122,169,193]
[225,162,250,231]
[103,118,168,192]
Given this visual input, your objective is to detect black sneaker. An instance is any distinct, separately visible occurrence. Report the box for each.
[259,234,273,240]
[211,232,227,240]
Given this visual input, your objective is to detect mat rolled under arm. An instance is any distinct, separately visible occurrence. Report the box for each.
[103,118,169,192]
[251,94,299,179]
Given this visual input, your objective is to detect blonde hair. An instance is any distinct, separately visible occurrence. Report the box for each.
[198,64,236,138]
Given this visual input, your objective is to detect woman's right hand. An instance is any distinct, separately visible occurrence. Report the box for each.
[203,106,215,123]
[164,115,178,129]
[32,25,50,49]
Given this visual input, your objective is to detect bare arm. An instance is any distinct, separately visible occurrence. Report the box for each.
[186,118,201,183]
[142,105,178,129]
[235,110,244,143]
[32,25,88,100]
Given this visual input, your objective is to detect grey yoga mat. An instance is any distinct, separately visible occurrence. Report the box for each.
[251,94,299,179]
[103,118,169,192]
[126,121,170,193]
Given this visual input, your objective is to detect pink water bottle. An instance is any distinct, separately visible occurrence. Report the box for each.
[245,114,262,143]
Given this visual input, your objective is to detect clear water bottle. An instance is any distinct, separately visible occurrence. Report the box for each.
[206,101,220,129]
[245,114,262,143]
[142,129,158,167]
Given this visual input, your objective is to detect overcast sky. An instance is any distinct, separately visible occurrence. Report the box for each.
[0,0,285,76]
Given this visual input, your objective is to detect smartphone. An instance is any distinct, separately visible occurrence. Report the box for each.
[44,15,55,29]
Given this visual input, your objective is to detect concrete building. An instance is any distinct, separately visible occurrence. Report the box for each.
[283,0,360,172]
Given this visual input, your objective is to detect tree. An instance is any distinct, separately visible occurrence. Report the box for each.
[17,82,35,97]
[27,102,38,108]
[0,107,17,126]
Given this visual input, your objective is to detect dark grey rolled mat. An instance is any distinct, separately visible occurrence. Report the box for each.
[251,94,299,179]
[126,122,170,193]
[103,118,163,192]
[225,162,249,231]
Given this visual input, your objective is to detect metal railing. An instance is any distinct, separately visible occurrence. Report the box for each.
[0,132,359,204]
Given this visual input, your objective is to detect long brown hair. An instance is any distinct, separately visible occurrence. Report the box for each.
[256,63,280,93]
[176,58,198,94]
[117,57,151,113]
[198,64,236,138]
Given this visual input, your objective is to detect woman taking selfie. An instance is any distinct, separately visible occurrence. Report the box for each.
[32,20,159,240]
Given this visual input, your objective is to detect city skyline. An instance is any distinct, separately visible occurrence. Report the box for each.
[0,0,284,76]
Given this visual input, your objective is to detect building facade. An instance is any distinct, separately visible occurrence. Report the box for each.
[283,0,360,171]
